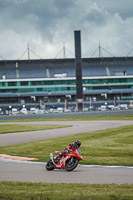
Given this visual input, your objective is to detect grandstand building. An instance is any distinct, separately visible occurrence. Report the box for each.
[0,56,133,108]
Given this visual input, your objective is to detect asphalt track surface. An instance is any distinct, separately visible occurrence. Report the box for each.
[0,120,133,184]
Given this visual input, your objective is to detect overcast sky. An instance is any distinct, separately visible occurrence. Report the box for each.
[0,0,133,60]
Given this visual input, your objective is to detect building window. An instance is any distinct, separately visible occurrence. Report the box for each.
[31,81,44,86]
[20,81,28,86]
[8,82,17,86]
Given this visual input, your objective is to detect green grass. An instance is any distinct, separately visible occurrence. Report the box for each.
[0,120,133,200]
[0,182,133,200]
[0,124,71,134]
[0,125,133,166]
[0,115,133,122]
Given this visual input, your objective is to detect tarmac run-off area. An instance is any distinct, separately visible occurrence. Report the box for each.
[0,120,133,184]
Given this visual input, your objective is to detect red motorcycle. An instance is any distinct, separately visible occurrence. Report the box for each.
[46,149,82,171]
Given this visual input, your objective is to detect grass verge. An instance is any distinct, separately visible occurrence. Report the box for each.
[0,125,133,166]
[0,181,133,200]
[0,124,71,134]
[0,115,133,122]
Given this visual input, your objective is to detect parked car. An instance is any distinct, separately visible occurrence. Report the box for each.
[37,109,44,114]
[107,105,120,110]
[56,107,64,113]
[0,108,3,115]
[98,105,107,111]
[64,108,72,112]
[29,107,38,114]
[11,108,18,116]
[119,104,128,110]
[20,107,28,114]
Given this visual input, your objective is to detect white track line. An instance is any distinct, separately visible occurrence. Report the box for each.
[0,158,133,169]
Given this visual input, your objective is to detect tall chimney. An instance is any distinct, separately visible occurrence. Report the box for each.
[74,30,83,111]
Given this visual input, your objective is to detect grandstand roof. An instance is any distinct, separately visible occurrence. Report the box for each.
[0,56,133,79]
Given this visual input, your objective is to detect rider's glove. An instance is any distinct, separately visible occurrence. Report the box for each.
[59,151,62,156]
[59,149,68,156]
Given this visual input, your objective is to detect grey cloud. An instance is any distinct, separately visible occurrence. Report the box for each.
[94,0,133,19]
[0,0,133,59]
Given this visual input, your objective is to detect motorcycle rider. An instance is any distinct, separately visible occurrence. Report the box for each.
[46,139,82,171]
[59,140,81,156]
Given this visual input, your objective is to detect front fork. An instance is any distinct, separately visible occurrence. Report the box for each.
[50,153,56,165]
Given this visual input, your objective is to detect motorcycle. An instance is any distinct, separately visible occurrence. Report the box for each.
[46,149,82,171]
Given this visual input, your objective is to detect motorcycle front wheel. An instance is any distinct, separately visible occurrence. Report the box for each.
[46,159,54,171]
[66,157,78,171]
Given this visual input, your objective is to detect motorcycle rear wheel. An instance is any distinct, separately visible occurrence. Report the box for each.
[46,159,54,171]
[66,157,78,171]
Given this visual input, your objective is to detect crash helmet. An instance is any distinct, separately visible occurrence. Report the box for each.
[74,140,81,149]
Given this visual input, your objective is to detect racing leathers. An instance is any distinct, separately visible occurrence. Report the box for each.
[59,144,75,156]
